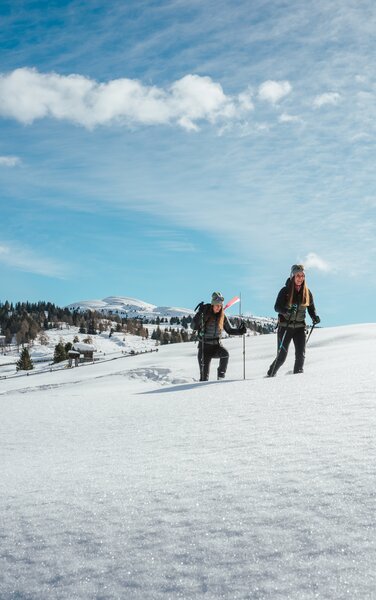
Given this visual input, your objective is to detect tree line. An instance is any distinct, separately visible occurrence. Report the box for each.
[0,301,149,347]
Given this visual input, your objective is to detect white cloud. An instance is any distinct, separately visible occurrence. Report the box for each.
[313,92,341,109]
[0,241,69,278]
[258,80,292,104]
[0,68,253,131]
[302,252,332,272]
[0,155,21,167]
[237,89,254,112]
[278,113,302,124]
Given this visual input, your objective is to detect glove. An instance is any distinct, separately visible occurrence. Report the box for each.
[288,303,298,314]
[239,322,247,335]
[313,315,321,324]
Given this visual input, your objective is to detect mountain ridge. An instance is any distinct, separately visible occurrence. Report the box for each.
[66,295,194,319]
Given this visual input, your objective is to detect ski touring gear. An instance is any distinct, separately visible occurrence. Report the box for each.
[223,296,240,311]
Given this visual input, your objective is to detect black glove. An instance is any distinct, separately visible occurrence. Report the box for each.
[239,322,247,335]
[313,315,321,324]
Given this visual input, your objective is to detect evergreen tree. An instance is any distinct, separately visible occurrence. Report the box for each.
[88,319,97,335]
[53,343,67,363]
[16,347,34,371]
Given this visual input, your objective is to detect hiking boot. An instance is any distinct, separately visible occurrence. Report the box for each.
[217,371,226,380]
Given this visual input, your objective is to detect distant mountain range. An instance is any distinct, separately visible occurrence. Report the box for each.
[66,296,194,319]
[66,295,276,327]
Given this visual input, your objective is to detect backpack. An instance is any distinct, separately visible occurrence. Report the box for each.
[192,302,210,332]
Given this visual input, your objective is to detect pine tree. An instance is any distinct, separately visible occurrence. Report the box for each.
[16,347,34,371]
[79,321,87,334]
[53,343,67,363]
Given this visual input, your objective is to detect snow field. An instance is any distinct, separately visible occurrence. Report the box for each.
[0,324,375,599]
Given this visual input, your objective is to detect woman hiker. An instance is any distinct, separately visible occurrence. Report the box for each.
[192,292,247,381]
[267,264,320,377]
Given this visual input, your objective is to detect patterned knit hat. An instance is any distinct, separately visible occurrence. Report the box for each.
[211,291,224,305]
[290,264,305,279]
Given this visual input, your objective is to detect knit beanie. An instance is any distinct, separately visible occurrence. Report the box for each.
[211,291,224,305]
[290,264,305,279]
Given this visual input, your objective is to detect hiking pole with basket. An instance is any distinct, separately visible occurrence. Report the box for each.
[239,292,246,380]
[194,301,206,381]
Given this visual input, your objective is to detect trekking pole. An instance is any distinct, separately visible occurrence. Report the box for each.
[194,301,205,380]
[200,309,205,381]
[306,322,316,345]
[240,292,246,380]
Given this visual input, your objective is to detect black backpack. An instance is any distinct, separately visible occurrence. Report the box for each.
[192,302,210,332]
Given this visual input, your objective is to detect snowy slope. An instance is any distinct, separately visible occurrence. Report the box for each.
[67,295,195,319]
[0,325,157,378]
[1,324,376,599]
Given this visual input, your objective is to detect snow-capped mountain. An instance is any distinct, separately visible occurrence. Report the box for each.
[66,295,277,328]
[66,295,194,319]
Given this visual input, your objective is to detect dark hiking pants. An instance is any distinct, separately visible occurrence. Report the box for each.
[268,326,306,376]
[198,341,229,381]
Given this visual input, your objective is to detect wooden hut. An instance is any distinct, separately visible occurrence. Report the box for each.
[72,342,97,363]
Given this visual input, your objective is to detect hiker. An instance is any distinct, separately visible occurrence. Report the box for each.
[267,264,320,377]
[192,292,247,381]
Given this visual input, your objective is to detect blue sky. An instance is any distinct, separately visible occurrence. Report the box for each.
[1,0,376,325]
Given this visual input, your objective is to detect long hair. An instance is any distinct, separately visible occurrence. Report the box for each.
[207,306,225,333]
[287,278,310,307]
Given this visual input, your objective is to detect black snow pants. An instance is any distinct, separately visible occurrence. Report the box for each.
[198,340,229,381]
[268,326,306,376]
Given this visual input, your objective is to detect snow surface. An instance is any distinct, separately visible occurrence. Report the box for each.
[0,326,157,378]
[1,324,376,599]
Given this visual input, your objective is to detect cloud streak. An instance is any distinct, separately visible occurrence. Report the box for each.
[0,68,257,131]
[0,241,69,279]
[0,155,21,167]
